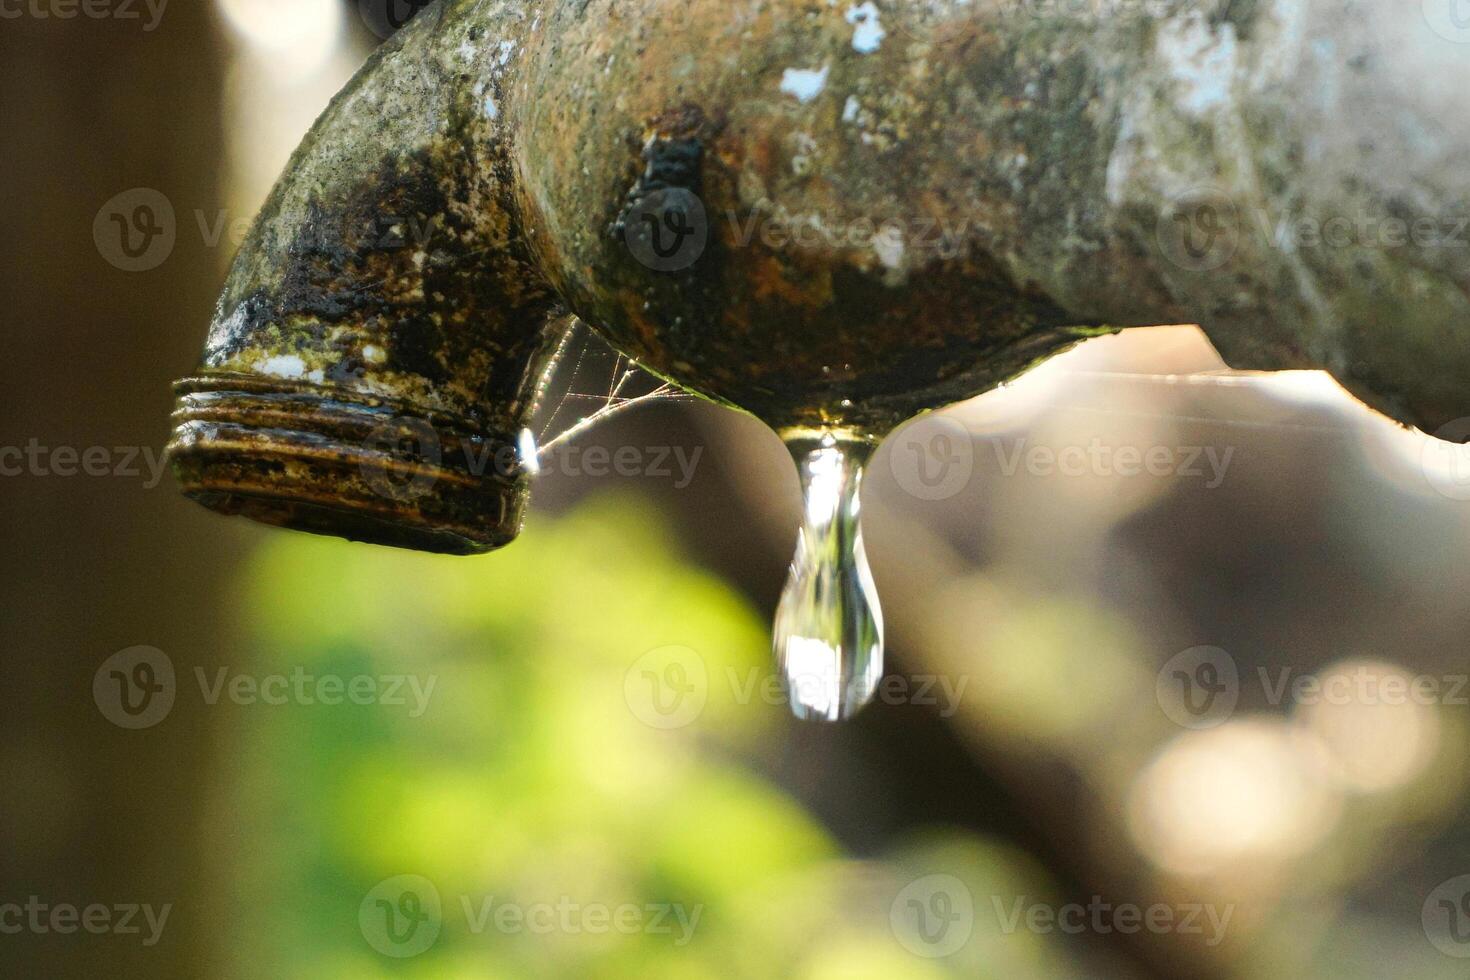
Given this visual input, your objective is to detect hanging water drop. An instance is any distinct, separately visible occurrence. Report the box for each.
[773,431,884,722]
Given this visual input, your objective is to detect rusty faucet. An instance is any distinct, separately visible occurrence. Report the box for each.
[169,0,1470,712]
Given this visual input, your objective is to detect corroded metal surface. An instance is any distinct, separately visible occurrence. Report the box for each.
[169,2,563,552]
[515,0,1470,432]
[205,2,555,425]
[169,374,534,554]
[171,0,1470,551]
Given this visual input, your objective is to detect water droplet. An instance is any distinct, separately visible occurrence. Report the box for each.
[773,431,884,722]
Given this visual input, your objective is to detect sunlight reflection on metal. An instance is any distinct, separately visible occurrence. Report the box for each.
[1267,370,1350,408]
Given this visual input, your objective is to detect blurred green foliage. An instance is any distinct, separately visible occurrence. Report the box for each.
[226,493,1079,978]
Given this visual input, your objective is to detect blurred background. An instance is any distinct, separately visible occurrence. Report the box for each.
[4,1,1470,977]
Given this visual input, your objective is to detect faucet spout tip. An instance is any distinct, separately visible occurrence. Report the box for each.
[167,374,531,555]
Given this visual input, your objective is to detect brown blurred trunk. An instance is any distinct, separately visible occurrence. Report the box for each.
[0,5,232,978]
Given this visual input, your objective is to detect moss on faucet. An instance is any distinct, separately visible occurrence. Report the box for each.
[170,0,1470,553]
